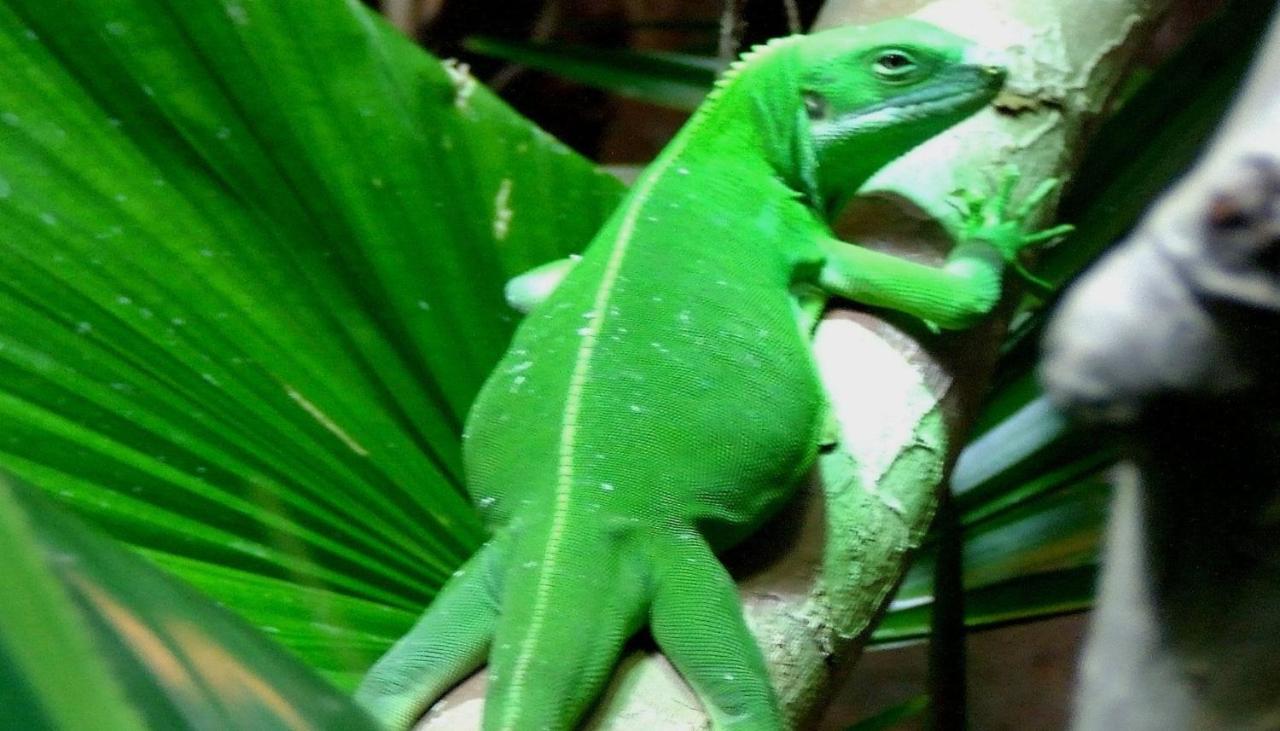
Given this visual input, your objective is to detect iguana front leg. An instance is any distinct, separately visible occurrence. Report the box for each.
[817,172,1067,328]
[504,255,580,313]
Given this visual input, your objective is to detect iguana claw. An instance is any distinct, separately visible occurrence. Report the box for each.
[950,166,1073,263]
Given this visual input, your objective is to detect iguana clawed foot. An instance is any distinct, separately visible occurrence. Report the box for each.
[949,166,1073,292]
[355,528,786,731]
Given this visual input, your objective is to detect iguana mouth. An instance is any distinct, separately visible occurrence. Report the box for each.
[811,64,1004,141]
[879,63,1002,113]
[888,66,1004,117]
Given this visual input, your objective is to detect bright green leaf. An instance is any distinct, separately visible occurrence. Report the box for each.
[0,0,622,676]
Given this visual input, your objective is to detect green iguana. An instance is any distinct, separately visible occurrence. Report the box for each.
[357,17,1062,731]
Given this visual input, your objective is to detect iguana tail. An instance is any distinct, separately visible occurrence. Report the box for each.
[485,525,785,730]
[357,525,786,730]
[483,523,650,730]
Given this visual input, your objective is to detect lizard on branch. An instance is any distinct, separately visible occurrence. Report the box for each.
[357,18,1062,731]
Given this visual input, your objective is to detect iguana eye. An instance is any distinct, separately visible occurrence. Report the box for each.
[872,50,918,79]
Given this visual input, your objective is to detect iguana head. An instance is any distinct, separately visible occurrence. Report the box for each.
[796,19,1005,215]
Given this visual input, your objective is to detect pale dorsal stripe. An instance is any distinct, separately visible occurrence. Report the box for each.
[495,39,791,727]
[497,143,688,730]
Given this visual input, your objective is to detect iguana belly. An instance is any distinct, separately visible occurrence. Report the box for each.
[463,238,823,548]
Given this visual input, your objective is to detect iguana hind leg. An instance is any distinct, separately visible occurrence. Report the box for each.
[355,537,507,730]
[650,534,784,731]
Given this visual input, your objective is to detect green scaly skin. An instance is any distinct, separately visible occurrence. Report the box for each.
[358,18,1059,731]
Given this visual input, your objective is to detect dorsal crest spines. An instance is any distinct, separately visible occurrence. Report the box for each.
[701,34,800,107]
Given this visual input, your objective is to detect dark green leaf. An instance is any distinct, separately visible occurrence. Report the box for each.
[843,694,929,731]
[873,566,1096,644]
[465,36,722,110]
[874,478,1109,644]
